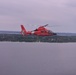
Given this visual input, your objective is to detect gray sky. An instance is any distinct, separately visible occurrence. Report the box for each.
[0,0,76,33]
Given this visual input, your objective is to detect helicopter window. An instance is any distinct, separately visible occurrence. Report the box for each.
[48,30,51,33]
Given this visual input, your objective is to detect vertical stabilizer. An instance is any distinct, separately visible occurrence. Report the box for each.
[21,25,27,35]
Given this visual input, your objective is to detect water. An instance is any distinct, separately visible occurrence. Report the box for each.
[0,42,76,75]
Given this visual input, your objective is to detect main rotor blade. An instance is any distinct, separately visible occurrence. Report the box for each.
[42,24,48,27]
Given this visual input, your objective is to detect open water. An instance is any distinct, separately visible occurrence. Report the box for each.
[0,42,76,75]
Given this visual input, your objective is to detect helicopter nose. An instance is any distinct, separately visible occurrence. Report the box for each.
[53,33,57,35]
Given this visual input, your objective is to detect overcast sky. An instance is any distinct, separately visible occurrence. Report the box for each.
[0,0,76,33]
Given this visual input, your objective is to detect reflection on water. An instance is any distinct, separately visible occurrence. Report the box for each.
[0,42,76,75]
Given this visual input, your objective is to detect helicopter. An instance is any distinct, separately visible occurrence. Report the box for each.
[21,24,57,36]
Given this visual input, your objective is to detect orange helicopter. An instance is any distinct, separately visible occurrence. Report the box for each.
[21,24,56,36]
